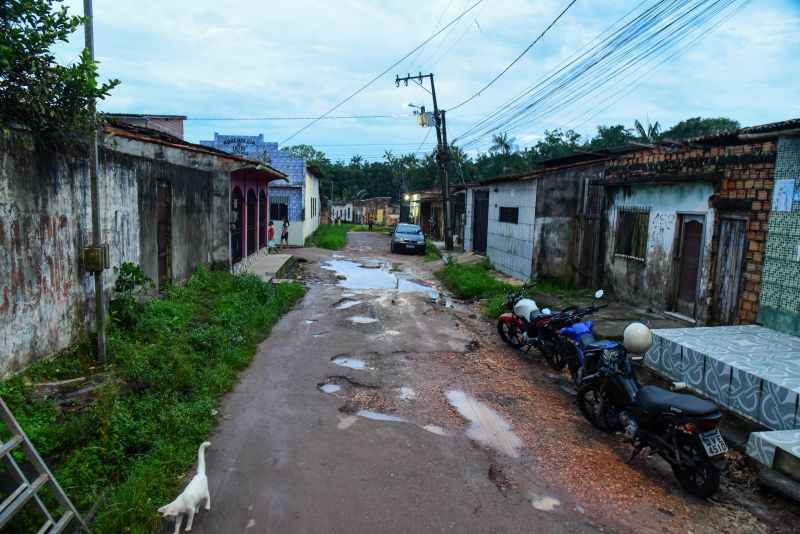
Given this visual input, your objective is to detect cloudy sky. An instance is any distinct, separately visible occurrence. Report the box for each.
[58,0,800,161]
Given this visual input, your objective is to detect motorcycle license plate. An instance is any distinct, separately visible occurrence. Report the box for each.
[699,429,728,456]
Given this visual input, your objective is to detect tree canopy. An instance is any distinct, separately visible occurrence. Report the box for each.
[298,116,739,207]
[0,0,119,135]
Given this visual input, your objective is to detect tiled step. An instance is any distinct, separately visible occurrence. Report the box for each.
[746,429,800,481]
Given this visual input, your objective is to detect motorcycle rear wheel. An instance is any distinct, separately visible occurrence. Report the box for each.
[543,346,566,371]
[576,380,621,432]
[497,319,525,349]
[671,435,721,498]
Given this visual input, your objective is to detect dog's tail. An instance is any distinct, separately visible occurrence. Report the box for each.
[198,441,211,475]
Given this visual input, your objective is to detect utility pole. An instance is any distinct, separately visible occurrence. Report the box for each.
[395,72,454,250]
[83,0,107,362]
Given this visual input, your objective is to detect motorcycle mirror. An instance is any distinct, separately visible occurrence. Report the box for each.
[638,316,651,326]
[594,289,604,299]
[542,308,552,315]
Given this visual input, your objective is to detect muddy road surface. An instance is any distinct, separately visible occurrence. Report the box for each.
[186,231,798,534]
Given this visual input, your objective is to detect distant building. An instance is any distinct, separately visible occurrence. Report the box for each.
[105,113,187,139]
[199,134,321,246]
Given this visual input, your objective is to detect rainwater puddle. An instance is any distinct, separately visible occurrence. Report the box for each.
[304,319,318,324]
[335,300,362,310]
[356,410,404,422]
[446,390,523,458]
[319,384,342,394]
[321,259,439,299]
[349,315,378,324]
[332,357,366,369]
[531,496,561,512]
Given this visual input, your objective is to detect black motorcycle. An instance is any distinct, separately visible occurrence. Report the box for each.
[576,345,728,498]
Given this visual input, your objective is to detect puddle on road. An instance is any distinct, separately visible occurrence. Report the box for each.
[531,496,561,512]
[356,410,405,422]
[332,357,366,369]
[304,319,318,324]
[321,259,439,299]
[319,384,342,394]
[446,390,523,458]
[349,315,378,324]
[335,300,362,309]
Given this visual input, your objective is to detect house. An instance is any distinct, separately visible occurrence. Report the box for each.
[199,134,321,246]
[330,202,353,223]
[0,121,285,374]
[105,113,187,139]
[464,154,608,281]
[403,187,466,244]
[599,125,779,325]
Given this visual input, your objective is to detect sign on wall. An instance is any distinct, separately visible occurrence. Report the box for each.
[772,179,795,212]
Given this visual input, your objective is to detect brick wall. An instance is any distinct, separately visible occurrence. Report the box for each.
[715,142,776,323]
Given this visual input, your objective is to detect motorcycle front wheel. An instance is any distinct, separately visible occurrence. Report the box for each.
[671,435,721,498]
[576,380,621,432]
[497,319,525,349]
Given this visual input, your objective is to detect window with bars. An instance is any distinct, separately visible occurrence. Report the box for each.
[614,206,649,261]
[498,207,519,224]
[270,195,289,220]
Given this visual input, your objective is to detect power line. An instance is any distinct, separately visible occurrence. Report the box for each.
[449,0,577,112]
[278,0,488,146]
[187,114,412,121]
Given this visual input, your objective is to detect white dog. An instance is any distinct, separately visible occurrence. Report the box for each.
[158,441,211,533]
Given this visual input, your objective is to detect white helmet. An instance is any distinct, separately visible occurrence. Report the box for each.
[623,322,652,354]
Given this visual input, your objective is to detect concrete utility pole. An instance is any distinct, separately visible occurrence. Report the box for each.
[83,0,107,362]
[395,72,454,250]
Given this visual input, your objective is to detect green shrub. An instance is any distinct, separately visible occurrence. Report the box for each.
[305,224,362,249]
[424,239,442,261]
[0,269,305,533]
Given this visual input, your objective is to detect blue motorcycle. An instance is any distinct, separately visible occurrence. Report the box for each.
[552,290,611,385]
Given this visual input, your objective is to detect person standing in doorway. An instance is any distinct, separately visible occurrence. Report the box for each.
[280,216,290,250]
[367,214,373,232]
[267,221,278,254]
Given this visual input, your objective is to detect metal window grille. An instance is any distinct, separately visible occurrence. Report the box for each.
[614,206,650,261]
[270,196,289,220]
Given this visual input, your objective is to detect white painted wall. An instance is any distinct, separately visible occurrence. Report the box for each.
[302,170,321,240]
[485,181,537,281]
[464,188,475,252]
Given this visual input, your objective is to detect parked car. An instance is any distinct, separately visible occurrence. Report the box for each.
[390,223,425,255]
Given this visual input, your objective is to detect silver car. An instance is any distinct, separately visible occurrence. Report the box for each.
[390,224,426,255]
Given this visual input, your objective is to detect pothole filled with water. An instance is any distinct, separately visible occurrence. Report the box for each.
[321,259,439,299]
[349,315,378,324]
[446,390,523,458]
[331,357,366,369]
[319,383,342,394]
[335,300,362,309]
[356,410,405,422]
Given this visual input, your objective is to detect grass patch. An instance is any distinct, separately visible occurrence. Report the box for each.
[424,239,442,262]
[435,258,518,317]
[534,276,583,307]
[304,224,362,249]
[0,269,304,533]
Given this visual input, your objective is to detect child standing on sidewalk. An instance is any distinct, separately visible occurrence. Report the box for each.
[267,221,278,254]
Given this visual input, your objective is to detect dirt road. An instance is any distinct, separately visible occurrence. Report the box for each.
[185,231,797,534]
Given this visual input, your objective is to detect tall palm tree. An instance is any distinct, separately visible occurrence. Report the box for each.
[634,119,661,144]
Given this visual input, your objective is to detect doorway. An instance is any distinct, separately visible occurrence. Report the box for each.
[672,214,705,318]
[231,188,244,264]
[712,214,747,324]
[247,190,257,256]
[156,181,172,290]
[472,189,489,254]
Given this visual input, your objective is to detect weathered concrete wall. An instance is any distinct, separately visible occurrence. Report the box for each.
[0,128,231,374]
[532,164,597,282]
[603,182,715,317]
[758,136,800,335]
[484,181,537,281]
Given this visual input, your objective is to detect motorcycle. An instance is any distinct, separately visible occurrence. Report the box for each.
[496,278,577,365]
[576,323,728,498]
[553,290,611,384]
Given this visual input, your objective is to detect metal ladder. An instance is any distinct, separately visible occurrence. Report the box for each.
[0,397,85,532]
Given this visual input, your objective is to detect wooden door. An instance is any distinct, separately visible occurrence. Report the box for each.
[573,177,604,288]
[712,215,747,324]
[156,181,172,290]
[674,215,704,318]
[472,190,489,254]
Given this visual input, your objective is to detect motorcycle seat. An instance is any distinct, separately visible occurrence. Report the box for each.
[530,310,551,321]
[637,385,718,416]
